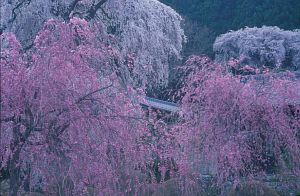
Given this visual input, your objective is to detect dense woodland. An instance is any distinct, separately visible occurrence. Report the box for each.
[160,0,300,57]
[1,0,300,195]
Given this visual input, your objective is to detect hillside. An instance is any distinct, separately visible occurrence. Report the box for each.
[160,0,300,57]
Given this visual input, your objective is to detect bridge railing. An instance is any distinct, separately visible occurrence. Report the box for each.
[141,97,179,112]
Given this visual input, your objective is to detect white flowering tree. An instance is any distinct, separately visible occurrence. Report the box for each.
[1,0,185,89]
[213,26,300,71]
[102,0,185,89]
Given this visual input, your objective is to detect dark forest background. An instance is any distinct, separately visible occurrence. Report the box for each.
[160,0,300,58]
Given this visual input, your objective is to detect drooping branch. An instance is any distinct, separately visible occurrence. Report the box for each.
[63,0,82,21]
[9,0,32,24]
[0,18,146,194]
[85,0,108,21]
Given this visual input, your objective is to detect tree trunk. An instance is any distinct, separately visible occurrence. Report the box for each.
[8,147,21,196]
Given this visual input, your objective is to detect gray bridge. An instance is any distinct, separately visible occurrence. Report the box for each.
[142,71,300,112]
[141,97,179,112]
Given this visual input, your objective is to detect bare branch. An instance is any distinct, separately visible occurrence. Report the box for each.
[1,116,15,122]
[76,83,113,104]
[9,0,32,24]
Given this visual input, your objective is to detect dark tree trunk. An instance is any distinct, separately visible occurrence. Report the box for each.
[8,147,21,196]
[9,122,24,196]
